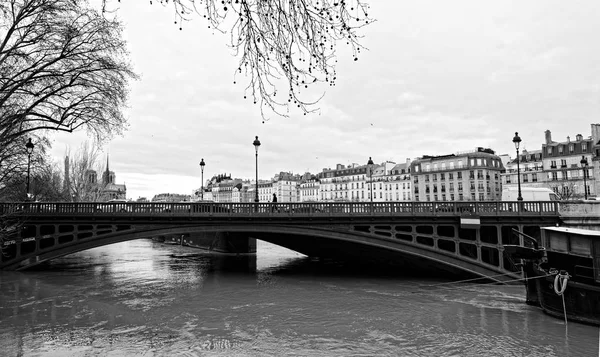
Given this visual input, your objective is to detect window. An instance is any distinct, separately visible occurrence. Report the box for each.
[532,173,538,182]
[441,163,446,170]
[477,158,482,166]
[561,159,567,168]
[458,182,463,191]
[558,146,563,154]
[449,162,455,169]
[470,159,475,166]
[449,173,454,180]
[583,143,588,152]
[433,163,438,171]
[569,144,574,153]
[440,173,445,180]
[551,160,557,169]
[457,172,463,179]
[547,146,552,155]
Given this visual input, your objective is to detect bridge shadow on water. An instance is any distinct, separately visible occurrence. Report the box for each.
[23,240,480,285]
[158,250,472,285]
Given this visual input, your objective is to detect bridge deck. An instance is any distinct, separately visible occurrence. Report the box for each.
[1,201,559,217]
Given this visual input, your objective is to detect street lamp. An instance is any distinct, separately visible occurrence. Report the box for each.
[581,155,589,200]
[253,136,261,203]
[200,158,205,201]
[512,132,523,202]
[25,138,34,200]
[367,157,374,210]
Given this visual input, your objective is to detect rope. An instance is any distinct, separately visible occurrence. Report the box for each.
[553,271,570,326]
[421,271,518,287]
[425,273,553,292]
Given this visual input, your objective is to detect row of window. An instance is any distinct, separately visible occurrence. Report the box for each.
[322,182,412,191]
[321,191,412,200]
[546,142,588,156]
[415,157,502,173]
[415,193,501,202]
[415,171,500,183]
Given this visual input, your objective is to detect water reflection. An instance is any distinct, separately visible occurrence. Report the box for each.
[0,239,597,356]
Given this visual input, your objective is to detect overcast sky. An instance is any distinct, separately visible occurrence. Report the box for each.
[49,1,600,200]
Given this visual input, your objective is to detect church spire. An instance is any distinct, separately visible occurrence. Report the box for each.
[104,153,110,185]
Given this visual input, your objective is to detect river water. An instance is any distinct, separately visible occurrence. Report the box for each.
[0,239,597,357]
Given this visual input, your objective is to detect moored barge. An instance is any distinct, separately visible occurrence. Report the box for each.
[505,226,600,325]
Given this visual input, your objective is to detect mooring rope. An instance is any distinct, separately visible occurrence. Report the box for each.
[553,271,570,326]
[420,271,517,287]
[422,273,554,292]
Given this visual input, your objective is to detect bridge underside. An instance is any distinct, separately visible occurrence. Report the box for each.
[0,213,561,283]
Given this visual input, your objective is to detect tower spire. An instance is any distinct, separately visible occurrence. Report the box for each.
[105,153,110,185]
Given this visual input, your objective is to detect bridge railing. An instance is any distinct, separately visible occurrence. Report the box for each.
[0,201,560,217]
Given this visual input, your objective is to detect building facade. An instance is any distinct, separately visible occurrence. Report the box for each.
[411,148,504,202]
[502,124,599,200]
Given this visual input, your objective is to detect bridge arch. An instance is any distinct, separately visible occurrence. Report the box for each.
[4,222,519,282]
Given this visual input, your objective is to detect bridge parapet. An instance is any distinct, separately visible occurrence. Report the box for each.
[558,201,600,229]
[0,201,559,218]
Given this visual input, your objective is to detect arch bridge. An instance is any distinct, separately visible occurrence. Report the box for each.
[0,201,561,282]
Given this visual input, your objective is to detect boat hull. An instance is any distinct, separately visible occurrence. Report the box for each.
[530,270,600,326]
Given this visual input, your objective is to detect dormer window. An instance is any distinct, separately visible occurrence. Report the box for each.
[583,143,588,152]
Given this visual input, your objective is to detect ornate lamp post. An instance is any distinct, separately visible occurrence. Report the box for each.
[253,136,261,203]
[25,138,34,200]
[512,132,523,202]
[200,158,205,201]
[367,157,374,211]
[581,155,589,199]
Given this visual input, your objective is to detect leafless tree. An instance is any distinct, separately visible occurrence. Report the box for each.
[102,0,373,118]
[65,141,106,202]
[0,0,137,165]
[547,181,579,201]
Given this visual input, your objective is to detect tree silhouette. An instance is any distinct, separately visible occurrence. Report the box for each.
[0,0,137,154]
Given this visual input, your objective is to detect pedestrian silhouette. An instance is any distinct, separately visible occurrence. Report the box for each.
[271,193,278,213]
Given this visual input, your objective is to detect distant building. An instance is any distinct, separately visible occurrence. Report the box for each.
[152,193,189,202]
[411,148,504,202]
[299,174,320,202]
[76,155,126,201]
[501,124,599,200]
[542,127,597,199]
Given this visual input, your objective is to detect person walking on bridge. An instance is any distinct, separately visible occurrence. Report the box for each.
[272,193,278,212]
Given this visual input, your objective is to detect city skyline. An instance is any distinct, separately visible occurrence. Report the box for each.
[49,1,600,199]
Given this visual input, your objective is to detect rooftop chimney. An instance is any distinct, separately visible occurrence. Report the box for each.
[544,130,552,144]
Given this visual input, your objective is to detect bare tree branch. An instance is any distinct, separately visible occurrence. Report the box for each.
[0,0,137,145]
[103,0,373,119]
[0,0,137,187]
